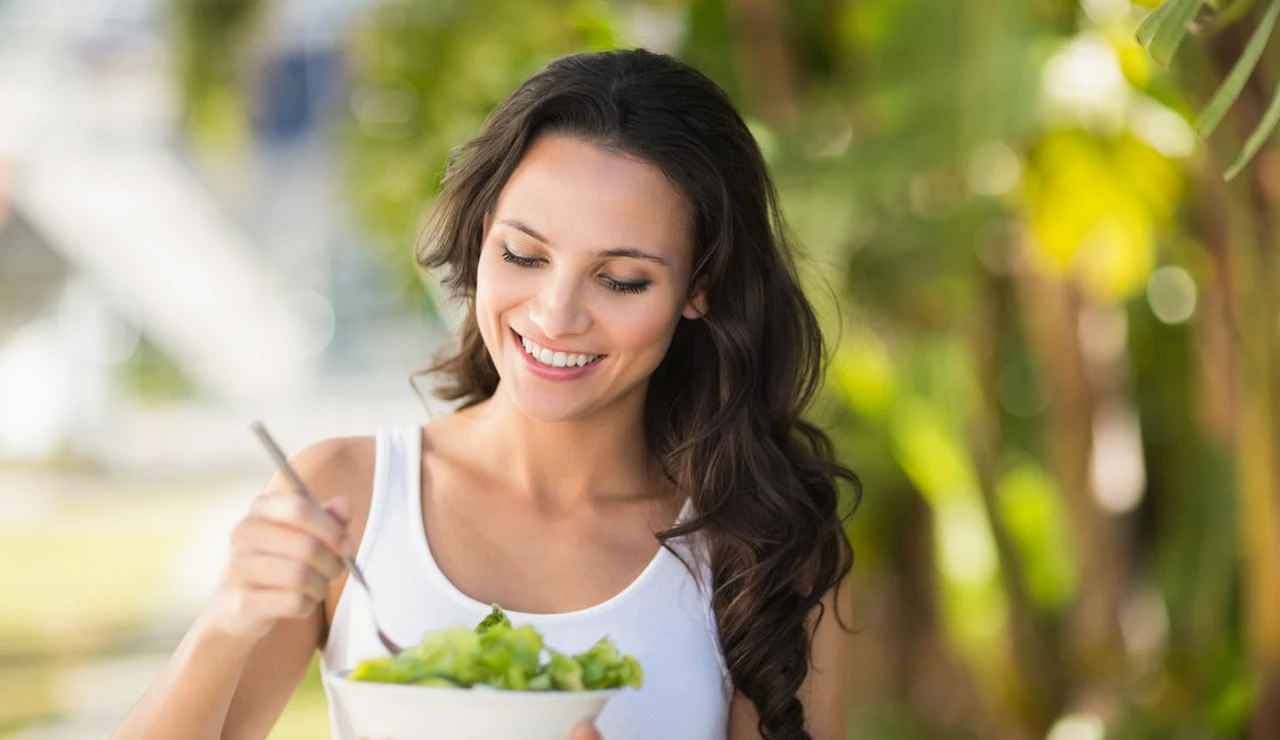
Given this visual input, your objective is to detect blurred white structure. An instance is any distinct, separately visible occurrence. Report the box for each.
[0,0,449,469]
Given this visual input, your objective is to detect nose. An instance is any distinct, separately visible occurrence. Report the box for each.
[528,268,591,339]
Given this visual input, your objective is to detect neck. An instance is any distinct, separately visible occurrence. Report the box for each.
[466,380,662,511]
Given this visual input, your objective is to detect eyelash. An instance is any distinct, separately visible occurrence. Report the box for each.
[500,244,651,295]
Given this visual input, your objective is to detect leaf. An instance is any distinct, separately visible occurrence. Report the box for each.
[1138,0,1177,46]
[1138,0,1206,67]
[1224,75,1280,179]
[1196,0,1280,137]
[541,649,586,691]
[571,635,644,690]
[474,603,511,634]
[475,624,544,689]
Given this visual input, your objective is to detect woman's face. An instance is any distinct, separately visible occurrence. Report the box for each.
[475,134,705,423]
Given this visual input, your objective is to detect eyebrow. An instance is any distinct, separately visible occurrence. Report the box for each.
[496,218,670,267]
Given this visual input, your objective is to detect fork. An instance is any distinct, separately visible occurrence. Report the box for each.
[250,420,404,655]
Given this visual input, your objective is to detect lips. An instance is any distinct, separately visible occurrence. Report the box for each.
[511,329,604,368]
[509,328,605,380]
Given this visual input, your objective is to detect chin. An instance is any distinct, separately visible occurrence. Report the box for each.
[508,391,594,424]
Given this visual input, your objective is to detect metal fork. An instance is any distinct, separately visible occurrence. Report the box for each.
[250,421,404,655]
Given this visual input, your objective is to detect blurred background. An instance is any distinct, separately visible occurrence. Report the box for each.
[1,0,1278,738]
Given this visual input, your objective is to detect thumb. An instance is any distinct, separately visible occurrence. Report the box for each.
[323,496,353,526]
[569,722,603,740]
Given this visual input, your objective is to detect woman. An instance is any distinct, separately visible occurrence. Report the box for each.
[112,48,859,740]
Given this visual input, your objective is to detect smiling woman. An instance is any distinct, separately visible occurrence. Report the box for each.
[407,49,859,740]
[110,48,857,740]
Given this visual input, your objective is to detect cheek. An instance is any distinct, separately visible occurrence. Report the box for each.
[599,297,684,356]
[474,256,515,356]
[476,254,523,318]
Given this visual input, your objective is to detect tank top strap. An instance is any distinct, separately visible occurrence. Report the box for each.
[356,424,419,570]
[399,423,423,522]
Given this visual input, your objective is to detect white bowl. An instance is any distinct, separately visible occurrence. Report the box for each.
[322,669,621,740]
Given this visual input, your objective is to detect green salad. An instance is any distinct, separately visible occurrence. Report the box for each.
[348,605,643,692]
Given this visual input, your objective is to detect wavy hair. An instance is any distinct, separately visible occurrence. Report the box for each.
[411,48,858,740]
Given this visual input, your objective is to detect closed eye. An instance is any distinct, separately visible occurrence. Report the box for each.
[501,244,652,295]
[500,244,542,268]
[601,276,651,294]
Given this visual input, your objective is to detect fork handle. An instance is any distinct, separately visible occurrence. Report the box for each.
[344,556,370,589]
[251,422,369,588]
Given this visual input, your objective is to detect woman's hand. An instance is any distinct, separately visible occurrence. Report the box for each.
[357,721,603,740]
[202,489,355,643]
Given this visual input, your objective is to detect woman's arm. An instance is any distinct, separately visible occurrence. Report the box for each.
[727,571,854,740]
[110,599,327,740]
[110,438,373,740]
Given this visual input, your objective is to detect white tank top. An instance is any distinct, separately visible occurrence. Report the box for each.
[320,424,732,740]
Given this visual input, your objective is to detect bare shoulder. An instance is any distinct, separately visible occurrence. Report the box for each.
[281,433,378,520]
[266,435,378,529]
[280,435,377,496]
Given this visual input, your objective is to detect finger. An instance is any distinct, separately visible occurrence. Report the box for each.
[230,518,346,579]
[232,552,332,602]
[251,490,354,555]
[325,496,353,526]
[569,722,603,740]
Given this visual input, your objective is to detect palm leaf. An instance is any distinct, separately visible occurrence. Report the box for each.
[1196,0,1280,137]
[1138,0,1206,68]
[1138,0,1178,46]
[1224,76,1280,179]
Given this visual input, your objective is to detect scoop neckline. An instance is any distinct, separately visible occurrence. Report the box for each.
[406,424,691,623]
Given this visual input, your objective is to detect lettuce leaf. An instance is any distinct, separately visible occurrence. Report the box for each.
[474,603,512,634]
[349,605,643,691]
[574,636,644,690]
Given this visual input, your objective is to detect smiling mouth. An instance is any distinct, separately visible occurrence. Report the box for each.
[512,329,605,369]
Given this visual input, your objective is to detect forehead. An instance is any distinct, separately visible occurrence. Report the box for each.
[493,134,694,261]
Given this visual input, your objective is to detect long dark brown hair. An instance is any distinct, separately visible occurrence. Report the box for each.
[411,48,859,740]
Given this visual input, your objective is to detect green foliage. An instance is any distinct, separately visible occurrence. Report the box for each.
[995,458,1077,609]
[1223,70,1280,178]
[1139,0,1280,179]
[1137,0,1204,67]
[169,0,264,148]
[1194,0,1280,137]
[342,0,623,313]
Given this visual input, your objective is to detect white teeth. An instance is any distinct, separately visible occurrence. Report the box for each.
[520,334,599,368]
